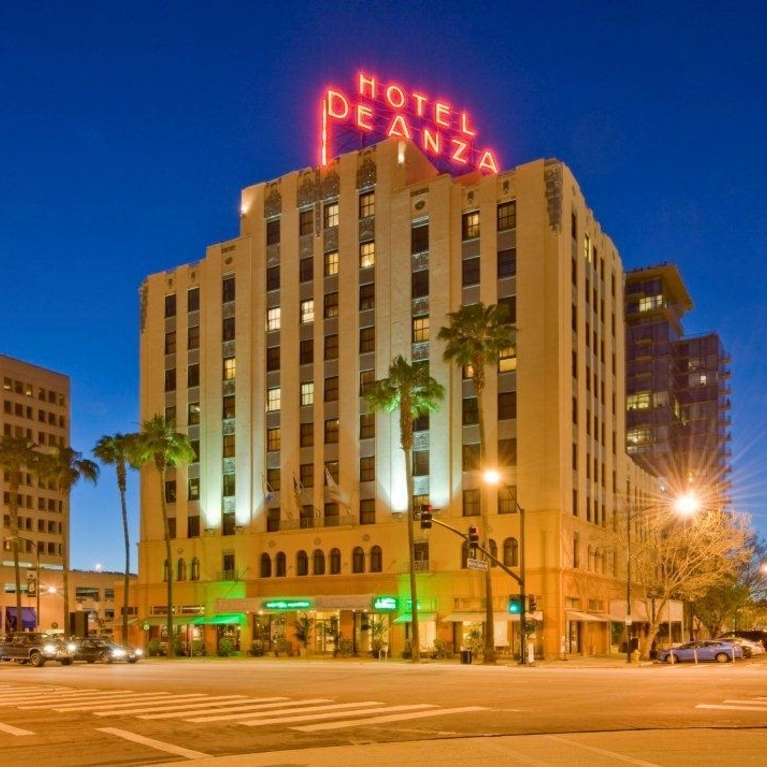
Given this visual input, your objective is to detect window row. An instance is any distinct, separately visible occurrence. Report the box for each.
[2,378,66,405]
[461,201,517,240]
[259,545,383,578]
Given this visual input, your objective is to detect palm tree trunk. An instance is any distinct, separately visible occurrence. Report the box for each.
[404,449,420,662]
[118,467,131,643]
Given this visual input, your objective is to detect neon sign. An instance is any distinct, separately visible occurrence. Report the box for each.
[320,71,499,175]
[263,599,313,611]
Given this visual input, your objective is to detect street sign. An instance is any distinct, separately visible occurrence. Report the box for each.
[466,558,488,571]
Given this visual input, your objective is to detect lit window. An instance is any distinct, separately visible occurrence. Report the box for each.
[360,241,375,269]
[324,418,339,444]
[583,234,592,263]
[267,387,281,412]
[324,251,339,276]
[301,382,314,406]
[324,202,339,228]
[462,211,480,240]
[412,316,429,343]
[626,392,651,410]
[300,299,315,324]
[359,191,375,218]
[223,435,235,458]
[267,306,281,331]
[188,402,200,425]
[267,428,281,451]
[498,347,517,372]
[223,357,236,381]
[638,295,663,312]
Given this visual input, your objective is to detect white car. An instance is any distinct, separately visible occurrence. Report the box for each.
[716,636,765,658]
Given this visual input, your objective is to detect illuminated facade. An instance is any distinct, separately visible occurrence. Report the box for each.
[137,138,653,659]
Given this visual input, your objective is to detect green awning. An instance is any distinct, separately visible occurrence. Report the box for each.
[188,613,244,625]
[392,612,437,624]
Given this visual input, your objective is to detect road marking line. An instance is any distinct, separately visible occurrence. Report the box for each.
[0,688,98,703]
[244,703,434,728]
[293,705,487,732]
[545,736,662,766]
[697,704,767,712]
[723,699,767,706]
[183,698,339,723]
[98,727,210,760]
[52,693,210,713]
[20,691,140,709]
[0,721,35,736]
[26,692,178,711]
[95,695,249,717]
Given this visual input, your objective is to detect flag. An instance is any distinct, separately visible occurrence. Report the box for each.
[293,475,305,505]
[324,466,341,500]
[262,474,277,504]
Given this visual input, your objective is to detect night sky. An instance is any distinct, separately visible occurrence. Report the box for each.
[2,1,765,570]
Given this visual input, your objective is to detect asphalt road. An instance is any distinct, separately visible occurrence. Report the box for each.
[1,656,766,766]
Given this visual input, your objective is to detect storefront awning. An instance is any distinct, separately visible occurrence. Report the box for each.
[442,612,514,623]
[393,612,437,624]
[566,610,609,623]
[188,613,244,625]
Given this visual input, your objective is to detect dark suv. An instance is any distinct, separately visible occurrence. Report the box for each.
[0,632,73,667]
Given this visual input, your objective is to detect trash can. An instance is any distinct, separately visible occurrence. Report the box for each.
[460,649,472,664]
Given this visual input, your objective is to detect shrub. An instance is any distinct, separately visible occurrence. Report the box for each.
[275,636,293,656]
[217,637,236,657]
[147,638,163,657]
[248,640,265,657]
[431,638,451,659]
[401,639,412,659]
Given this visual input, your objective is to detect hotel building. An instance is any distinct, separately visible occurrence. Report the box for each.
[136,138,656,659]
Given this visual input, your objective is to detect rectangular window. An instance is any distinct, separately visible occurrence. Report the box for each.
[359,327,375,354]
[187,287,200,312]
[299,257,314,283]
[497,201,517,231]
[412,270,429,298]
[498,295,516,324]
[411,224,429,254]
[164,369,176,392]
[499,438,518,466]
[266,218,280,245]
[497,248,516,278]
[412,316,429,343]
[360,456,375,482]
[223,357,236,381]
[324,418,339,444]
[360,412,375,439]
[412,450,429,476]
[359,191,375,218]
[164,331,176,355]
[266,346,280,372]
[164,294,176,318]
[267,387,281,412]
[267,427,281,451]
[324,334,339,360]
[462,257,480,286]
[266,306,281,332]
[299,339,313,365]
[188,325,200,349]
[188,402,200,425]
[463,488,480,517]
[266,265,280,291]
[462,397,479,425]
[359,241,375,269]
[324,292,339,319]
[188,478,200,502]
[222,276,235,303]
[223,473,236,497]
[190,439,200,463]
[462,443,480,471]
[300,463,314,487]
[223,435,235,458]
[324,376,339,402]
[324,250,339,276]
[498,391,517,419]
[164,480,176,503]
[360,370,375,395]
[498,485,518,515]
[222,317,235,342]
[300,422,314,447]
[360,498,375,525]
[300,381,314,406]
[498,347,517,372]
[299,208,314,236]
[359,282,375,310]
[324,202,339,228]
[462,211,480,240]
[267,467,281,493]
[300,299,314,324]
[222,394,235,419]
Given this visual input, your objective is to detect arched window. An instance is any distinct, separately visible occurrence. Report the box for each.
[313,549,325,575]
[190,557,200,581]
[260,553,272,578]
[370,545,382,573]
[163,559,170,582]
[352,546,365,573]
[329,547,341,574]
[177,558,187,581]
[275,552,286,577]
[489,538,498,567]
[296,550,309,576]
[503,537,519,567]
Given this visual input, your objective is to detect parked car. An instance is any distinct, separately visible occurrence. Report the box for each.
[66,637,143,664]
[0,632,74,667]
[658,639,742,664]
[715,635,765,658]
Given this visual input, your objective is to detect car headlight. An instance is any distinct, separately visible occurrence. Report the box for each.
[134,648,143,656]
[67,642,77,652]
[44,643,57,654]
[112,648,126,658]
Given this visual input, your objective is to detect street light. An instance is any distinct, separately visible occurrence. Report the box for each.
[625,491,701,663]
[483,469,527,665]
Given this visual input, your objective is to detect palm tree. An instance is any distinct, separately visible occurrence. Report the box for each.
[131,415,195,658]
[364,355,445,662]
[93,433,139,643]
[438,302,513,664]
[0,436,41,627]
[40,446,99,633]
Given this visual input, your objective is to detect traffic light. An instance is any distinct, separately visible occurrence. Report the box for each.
[528,595,537,612]
[508,596,522,615]
[420,504,433,529]
[468,525,479,552]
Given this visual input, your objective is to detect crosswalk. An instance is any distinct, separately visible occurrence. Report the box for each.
[697,696,767,714]
[0,683,485,733]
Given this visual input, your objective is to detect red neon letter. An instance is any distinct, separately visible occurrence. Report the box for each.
[412,91,428,117]
[478,150,499,174]
[387,114,412,139]
[460,112,476,137]
[450,138,469,165]
[434,101,451,128]
[326,89,349,120]
[385,84,406,109]
[356,104,374,131]
[358,72,377,99]
[422,127,441,155]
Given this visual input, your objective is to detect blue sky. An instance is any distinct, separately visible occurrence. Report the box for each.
[2,1,766,570]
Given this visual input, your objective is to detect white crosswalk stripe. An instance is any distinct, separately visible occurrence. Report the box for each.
[697,696,767,713]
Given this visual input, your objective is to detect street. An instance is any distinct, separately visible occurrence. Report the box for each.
[1,656,766,765]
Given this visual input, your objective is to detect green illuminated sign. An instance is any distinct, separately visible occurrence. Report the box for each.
[372,596,398,611]
[263,599,313,611]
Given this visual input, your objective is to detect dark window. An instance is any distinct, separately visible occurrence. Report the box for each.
[462,443,480,471]
[498,295,516,324]
[463,488,480,517]
[462,397,479,425]
[324,334,339,361]
[313,549,326,575]
[164,480,176,503]
[360,456,375,482]
[360,412,375,439]
[462,257,480,286]
[324,418,339,444]
[299,209,313,236]
[187,514,200,537]
[360,370,375,395]
[413,412,429,431]
[300,463,314,488]
[187,287,200,312]
[299,257,314,282]
[504,538,519,567]
[360,499,375,525]
[188,478,200,502]
[266,218,280,245]
[497,248,516,278]
[300,339,313,365]
[164,369,176,392]
[497,201,517,231]
[188,402,200,425]
[164,294,176,318]
[222,316,235,341]
[275,552,286,577]
[499,438,518,465]
[296,550,309,576]
[300,422,314,447]
[260,553,272,578]
[412,270,429,298]
[223,474,235,497]
[222,394,235,419]
[462,211,480,240]
[266,346,280,372]
[222,276,235,303]
[164,331,176,355]
[223,434,235,458]
[188,325,200,349]
[330,547,342,574]
[266,265,280,291]
[359,327,375,354]
[412,450,429,476]
[411,224,429,254]
[324,376,339,402]
[359,282,375,310]
[187,363,200,388]
[498,391,517,420]
[370,545,382,572]
[324,292,339,319]
[352,546,365,573]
